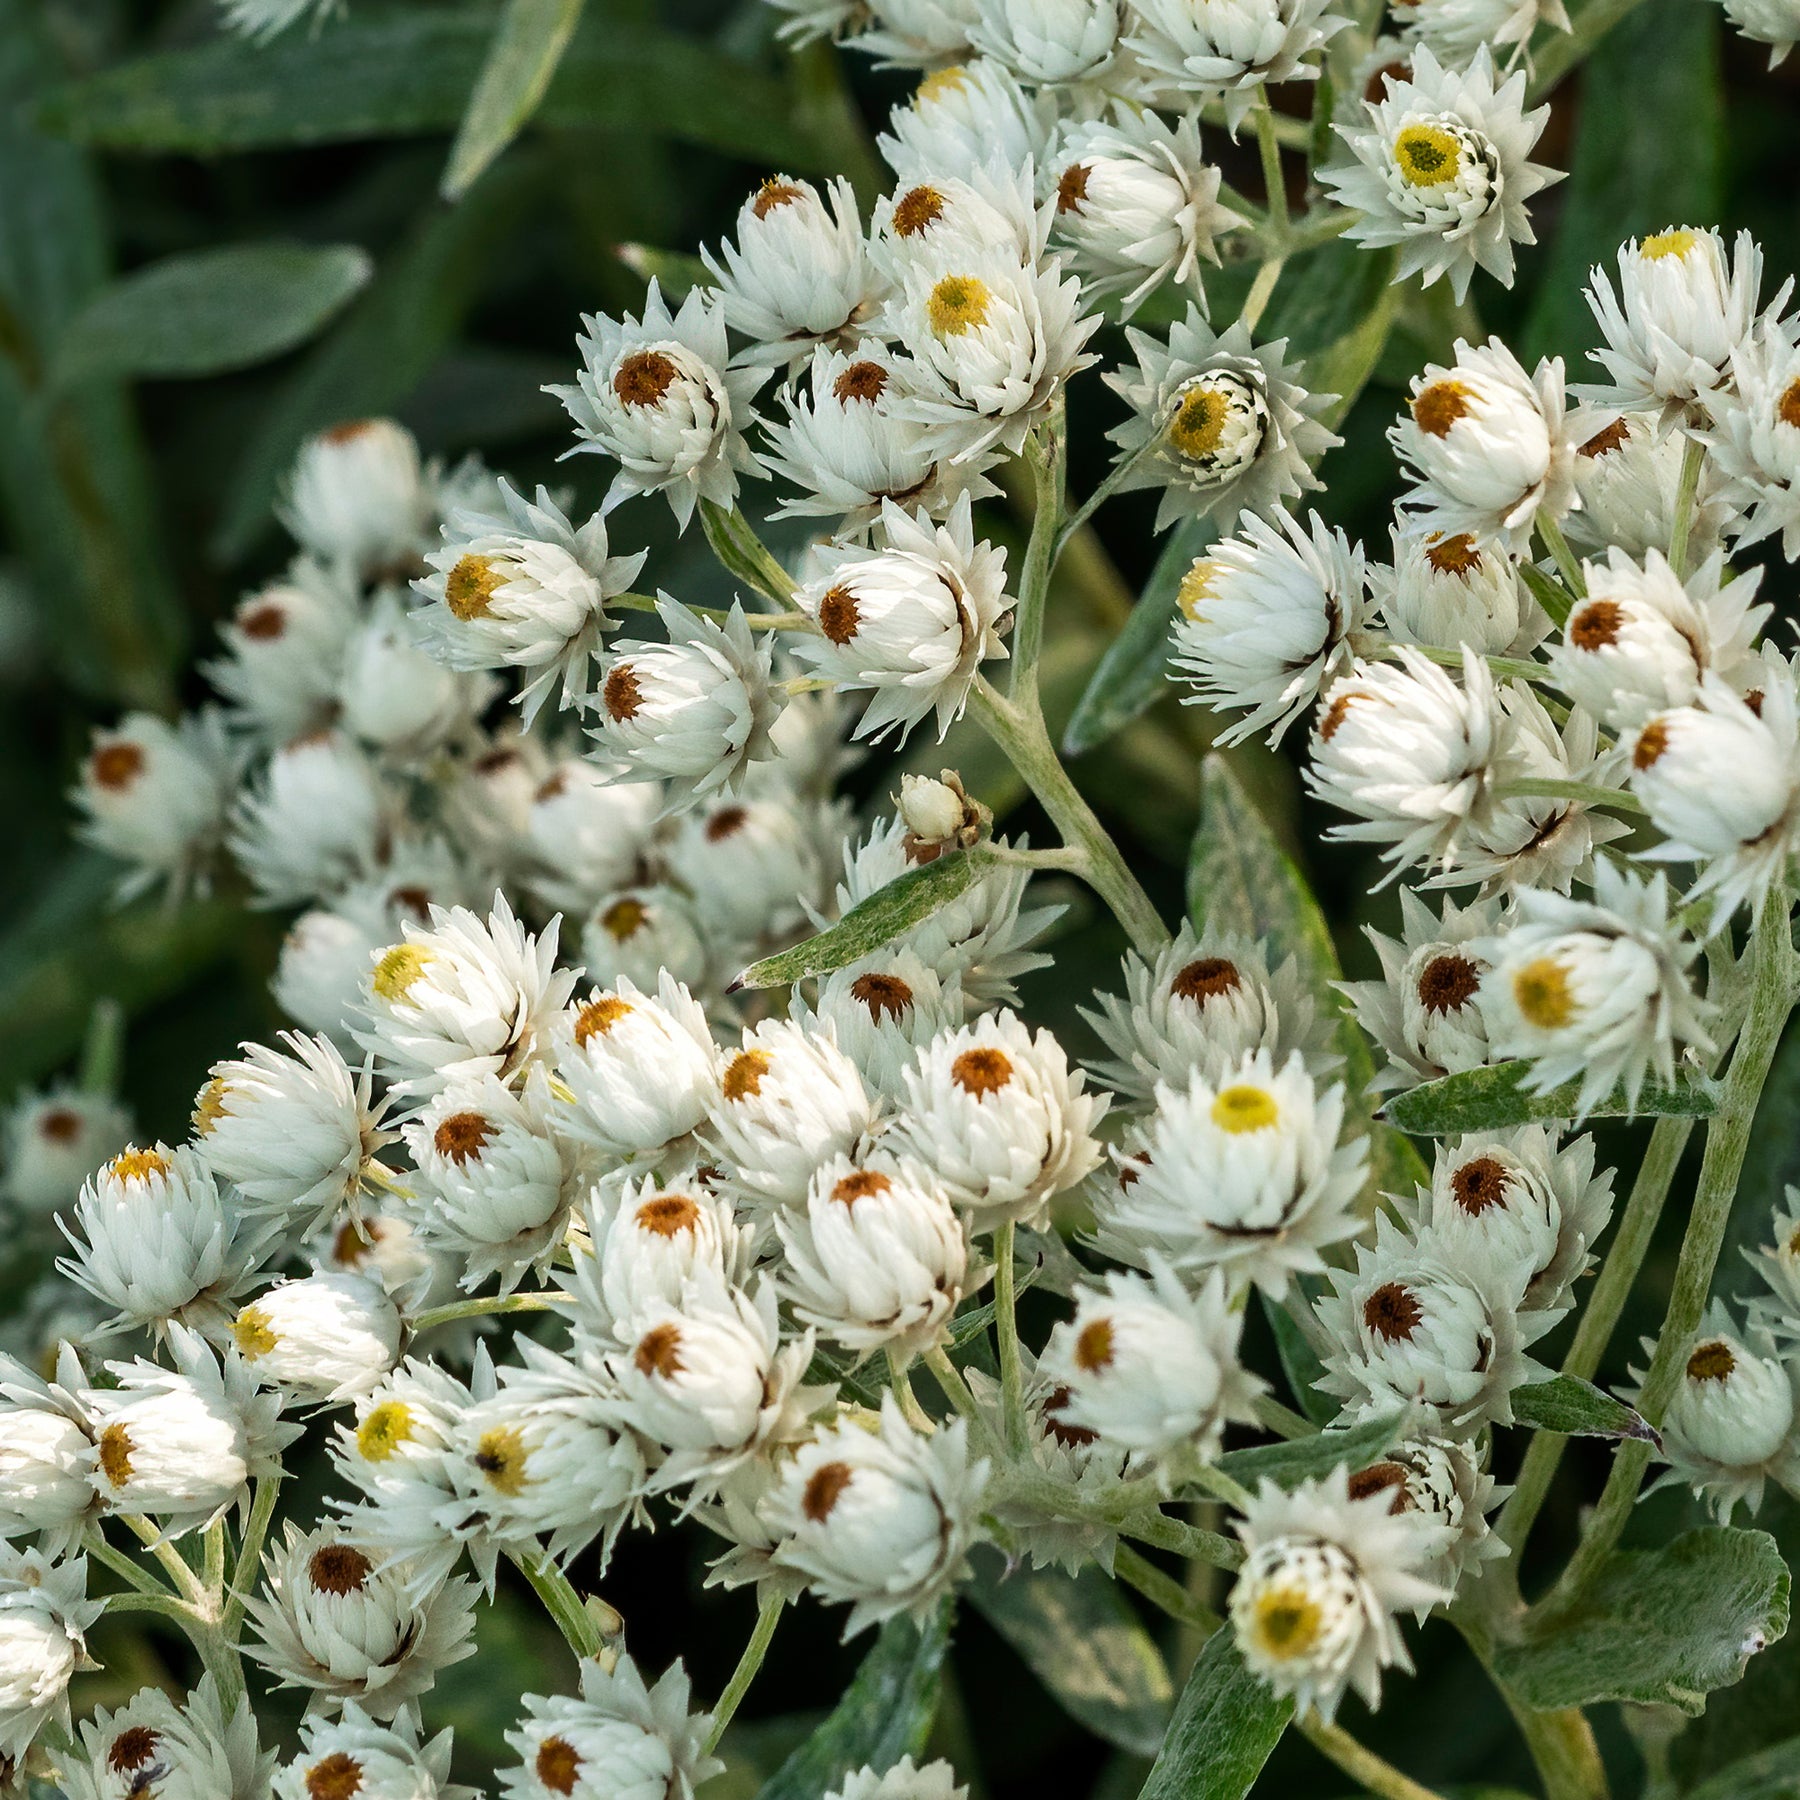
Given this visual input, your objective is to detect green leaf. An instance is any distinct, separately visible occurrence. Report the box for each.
[50,242,372,388]
[1061,516,1211,759]
[443,0,586,200]
[1215,1410,1408,1490]
[733,846,1002,992]
[1137,1627,1291,1799]
[1518,560,1576,629]
[1260,1292,1336,1427]
[36,11,825,170]
[1685,1736,1800,1800]
[1494,1528,1790,1716]
[1509,1375,1660,1445]
[1717,1027,1800,1306]
[966,1548,1172,1756]
[1380,1061,1718,1136]
[1270,239,1400,429]
[757,1603,951,1800]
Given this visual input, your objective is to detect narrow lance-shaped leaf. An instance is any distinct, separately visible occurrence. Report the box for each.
[1509,1375,1661,1445]
[1215,1409,1410,1489]
[1260,1292,1336,1426]
[442,0,586,200]
[51,242,372,388]
[1137,1626,1291,1800]
[1381,1060,1718,1137]
[734,846,1001,992]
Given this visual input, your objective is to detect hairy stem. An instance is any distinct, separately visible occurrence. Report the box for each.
[1508,1704,1612,1800]
[513,1550,606,1659]
[1008,398,1065,696]
[1536,516,1588,597]
[1666,434,1707,578]
[221,1476,283,1640]
[705,1595,786,1751]
[411,1291,568,1332]
[993,1221,1028,1454]
[1298,1715,1449,1800]
[1494,777,1643,814]
[1112,1542,1220,1633]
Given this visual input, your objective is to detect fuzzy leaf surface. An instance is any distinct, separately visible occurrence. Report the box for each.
[1214,1410,1408,1489]
[1137,1627,1291,1799]
[1382,1062,1718,1136]
[1509,1376,1660,1445]
[443,0,586,198]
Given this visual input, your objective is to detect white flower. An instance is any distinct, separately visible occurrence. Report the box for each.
[0,1086,130,1218]
[205,557,359,742]
[412,482,646,724]
[245,1522,478,1715]
[777,1152,969,1362]
[61,1673,266,1800]
[280,419,433,579]
[704,176,879,366]
[60,1142,267,1335]
[1567,413,1734,560]
[1229,1468,1452,1721]
[74,708,234,899]
[969,0,1123,83]
[0,1547,99,1759]
[1041,1262,1262,1470]
[1322,46,1559,303]
[0,1347,100,1552]
[850,0,980,64]
[582,885,710,996]
[891,1011,1106,1230]
[794,495,1010,741]
[1579,227,1772,424]
[797,953,971,1098]
[500,1655,721,1800]
[231,1272,403,1402]
[1400,0,1569,66]
[1474,861,1713,1114]
[1105,314,1338,533]
[1315,1214,1550,1429]
[1393,338,1575,547]
[589,596,782,810]
[359,896,576,1103]
[1703,307,1800,560]
[1550,547,1767,729]
[764,1398,988,1635]
[1346,1434,1506,1600]
[1090,1050,1366,1298]
[1050,111,1245,315]
[275,1702,470,1800]
[316,1207,457,1319]
[1376,530,1546,658]
[337,592,490,762]
[1712,0,1800,62]
[553,973,722,1160]
[877,61,1055,186]
[515,761,663,921]
[824,1758,969,1800]
[1125,0,1351,129]
[1169,507,1371,745]
[669,794,840,949]
[553,281,766,528]
[231,729,389,907]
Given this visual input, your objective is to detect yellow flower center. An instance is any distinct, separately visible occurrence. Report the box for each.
[1777,378,1800,431]
[1249,1585,1323,1660]
[1511,956,1576,1029]
[1393,122,1463,187]
[1412,379,1472,438]
[474,1425,531,1495]
[371,943,432,1002]
[573,994,634,1045]
[193,1078,231,1137]
[109,1146,169,1183]
[233,1306,277,1359]
[927,274,991,338]
[601,897,648,941]
[445,554,503,621]
[99,1423,133,1488]
[915,65,968,104]
[1641,228,1699,261]
[1167,384,1230,460]
[1177,557,1221,621]
[356,1401,414,1462]
[1211,1084,1279,1133]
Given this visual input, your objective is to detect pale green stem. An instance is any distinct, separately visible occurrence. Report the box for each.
[411,1291,568,1333]
[87,1531,170,1598]
[704,1595,786,1752]
[1240,254,1287,333]
[1056,429,1160,552]
[221,1476,283,1640]
[699,501,799,608]
[79,998,125,1096]
[1008,400,1065,697]
[102,1590,202,1624]
[612,590,808,633]
[993,1221,1027,1455]
[1666,435,1707,579]
[512,1550,605,1658]
[1186,1461,1255,1513]
[888,1349,933,1433]
[121,1515,208,1607]
[1402,644,1548,686]
[1112,1542,1220,1633]
[922,1347,983,1429]
[1495,777,1644,814]
[1539,890,1799,1618]
[1507,1703,1611,1800]
[1115,1506,1243,1572]
[1536,516,1587,597]
[202,1518,226,1605]
[1298,1715,1450,1800]
[1254,90,1290,231]
[1252,1395,1315,1441]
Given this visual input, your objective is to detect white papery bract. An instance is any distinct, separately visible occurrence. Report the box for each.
[206,557,359,742]
[1229,1469,1452,1722]
[0,1085,130,1218]
[232,1271,403,1402]
[337,593,491,765]
[1746,1190,1800,1348]
[1106,314,1337,533]
[764,1397,988,1635]
[1377,529,1545,659]
[274,1702,470,1800]
[1348,1435,1507,1600]
[878,61,1054,185]
[60,1672,268,1800]
[581,884,709,996]
[1705,308,1800,559]
[554,280,766,528]
[500,1655,721,1800]
[1400,0,1570,66]
[1711,0,1800,61]
[824,1758,969,1800]
[516,761,663,922]
[280,419,433,580]
[970,0,1124,86]
[1323,47,1558,302]
[0,1547,99,1760]
[1169,506,1370,746]
[1475,861,1712,1113]
[231,729,389,907]
[1567,414,1734,559]
[1124,0,1350,130]
[0,1347,99,1553]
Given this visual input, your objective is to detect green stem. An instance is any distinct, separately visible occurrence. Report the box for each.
[704,1595,786,1752]
[1495,777,1643,814]
[612,590,807,632]
[1254,90,1290,232]
[699,500,798,608]
[1536,516,1588,598]
[1252,1395,1316,1441]
[79,998,125,1096]
[87,1533,171,1598]
[121,1515,208,1607]
[922,1347,983,1429]
[1115,1507,1243,1572]
[993,1221,1028,1455]
[1508,1703,1612,1800]
[1240,254,1287,333]
[1112,1542,1221,1633]
[1666,435,1707,579]
[221,1476,283,1640]
[411,1291,568,1332]
[887,1349,933,1432]
[1057,430,1159,553]
[1008,397,1065,697]
[512,1550,605,1658]
[1297,1716,1449,1800]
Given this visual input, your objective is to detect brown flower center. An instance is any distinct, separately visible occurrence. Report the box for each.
[833,360,889,404]
[892,185,945,236]
[1425,533,1481,575]
[818,583,861,644]
[1411,379,1472,438]
[108,1728,159,1774]
[635,1323,684,1379]
[705,805,748,841]
[1579,418,1631,458]
[1569,599,1622,651]
[433,1111,494,1164]
[723,1048,774,1102]
[1417,952,1480,1014]
[306,1753,364,1800]
[850,972,913,1019]
[752,178,804,219]
[602,663,643,723]
[612,350,680,409]
[238,600,288,640]
[636,1194,702,1237]
[1634,718,1671,770]
[1171,957,1241,1001]
[831,1169,892,1207]
[1451,1156,1510,1215]
[1363,1282,1424,1343]
[1687,1339,1737,1382]
[308,1543,375,1595]
[90,742,145,792]
[1347,1461,1413,1512]
[1074,1317,1115,1372]
[951,1047,1013,1095]
[536,1738,582,1796]
[1056,161,1091,213]
[803,1460,855,1521]
[574,995,633,1045]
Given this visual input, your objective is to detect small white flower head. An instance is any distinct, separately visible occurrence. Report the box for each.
[704,176,880,367]
[515,761,663,922]
[602,1275,825,1497]
[1747,1188,1800,1348]
[336,592,491,764]
[1316,1214,1549,1429]
[877,61,1055,186]
[589,596,782,811]
[1474,860,1713,1114]
[61,1672,266,1800]
[1322,46,1559,303]
[1400,0,1569,66]
[359,896,577,1103]
[1393,338,1575,547]
[1049,110,1245,315]
[280,419,433,580]
[231,728,390,908]
[797,953,971,1098]
[315,1207,455,1318]
[765,1397,987,1635]
[1641,1305,1800,1521]
[0,1546,99,1759]
[1229,1467,1452,1722]
[245,1522,478,1715]
[194,1031,389,1232]
[1632,670,1800,923]
[1090,1050,1367,1298]
[795,494,1010,742]
[0,1086,130,1219]
[1568,413,1734,560]
[1702,308,1800,560]
[1106,313,1338,533]
[670,794,841,951]
[848,0,980,65]
[1551,547,1767,730]
[412,482,646,725]
[231,1272,403,1403]
[1041,1262,1262,1471]
[60,1142,266,1335]
[1341,888,1504,1091]
[75,708,234,900]
[777,1152,969,1363]
[582,885,710,997]
[706,1019,876,1213]
[0,1347,101,1553]
[1346,1435,1506,1601]
[891,1011,1106,1230]
[1170,507,1370,746]
[332,1356,467,1500]
[274,1702,469,1800]
[870,165,1040,273]
[1580,227,1771,424]
[968,0,1123,84]
[500,1655,721,1800]
[824,1758,969,1800]
[85,1325,296,1533]
[1376,529,1546,658]
[552,973,722,1161]
[205,557,359,743]
[1712,0,1800,62]
[1125,0,1351,129]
